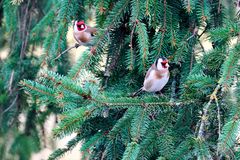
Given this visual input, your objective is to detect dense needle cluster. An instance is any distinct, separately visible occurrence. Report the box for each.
[0,0,240,160]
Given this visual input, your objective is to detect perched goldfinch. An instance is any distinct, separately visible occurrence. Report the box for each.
[132,57,170,96]
[73,20,97,46]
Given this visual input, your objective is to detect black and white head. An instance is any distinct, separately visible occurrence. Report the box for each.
[155,56,169,70]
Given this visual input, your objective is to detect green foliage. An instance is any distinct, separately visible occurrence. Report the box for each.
[10,133,40,160]
[122,142,140,160]
[3,0,17,32]
[219,119,240,155]
[53,107,87,138]
[1,0,240,159]
[136,22,150,73]
[103,0,130,28]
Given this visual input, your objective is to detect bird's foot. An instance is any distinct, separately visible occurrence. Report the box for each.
[75,43,80,48]
[90,46,96,54]
[155,91,167,98]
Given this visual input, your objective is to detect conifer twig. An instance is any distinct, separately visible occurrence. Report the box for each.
[170,77,176,102]
[157,0,167,56]
[72,52,93,80]
[1,95,18,115]
[8,70,15,94]
[20,80,54,97]
[53,43,80,60]
[130,20,137,51]
[187,26,198,41]
[197,84,221,140]
[218,0,222,14]
[197,39,206,53]
[128,20,137,70]
[104,100,196,108]
[216,97,221,157]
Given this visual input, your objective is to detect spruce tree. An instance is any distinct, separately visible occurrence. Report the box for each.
[1,0,240,159]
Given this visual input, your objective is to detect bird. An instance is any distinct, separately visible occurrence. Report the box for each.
[73,20,97,46]
[131,57,170,97]
[53,20,97,60]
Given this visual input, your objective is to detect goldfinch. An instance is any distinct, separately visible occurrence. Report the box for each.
[132,57,170,96]
[73,20,97,46]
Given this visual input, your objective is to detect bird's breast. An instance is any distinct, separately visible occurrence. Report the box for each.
[74,31,92,43]
[143,71,169,92]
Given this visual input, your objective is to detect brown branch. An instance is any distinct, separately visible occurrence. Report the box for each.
[54,43,80,61]
[104,100,197,108]
[8,70,15,95]
[187,26,198,41]
[170,78,176,102]
[218,0,222,14]
[197,84,221,140]
[129,20,137,70]
[190,50,194,72]
[145,0,150,15]
[187,0,191,13]
[197,39,206,53]
[216,97,221,157]
[1,95,18,115]
[19,0,32,59]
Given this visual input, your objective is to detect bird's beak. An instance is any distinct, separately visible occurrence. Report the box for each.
[161,60,169,68]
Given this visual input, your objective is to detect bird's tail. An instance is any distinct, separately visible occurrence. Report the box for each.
[131,87,143,97]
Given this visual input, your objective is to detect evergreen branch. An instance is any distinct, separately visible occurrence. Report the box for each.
[129,21,137,70]
[103,0,131,28]
[170,78,177,102]
[187,27,198,41]
[48,149,68,160]
[103,100,196,108]
[40,72,91,99]
[136,22,149,73]
[1,94,18,115]
[219,117,240,155]
[71,51,92,80]
[53,43,80,61]
[187,0,191,13]
[53,107,88,137]
[217,0,222,13]
[8,70,15,94]
[152,0,157,27]
[216,97,221,157]
[81,132,105,153]
[67,50,91,79]
[145,0,149,15]
[40,33,54,67]
[190,48,194,72]
[30,9,57,37]
[197,84,221,140]
[197,38,206,53]
[48,134,82,160]
[19,80,55,97]
[195,138,213,160]
[122,142,140,160]
[108,107,136,138]
[130,107,149,142]
[157,0,167,56]
[219,45,240,87]
[171,137,195,160]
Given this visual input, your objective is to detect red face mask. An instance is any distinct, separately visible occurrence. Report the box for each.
[77,21,86,31]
